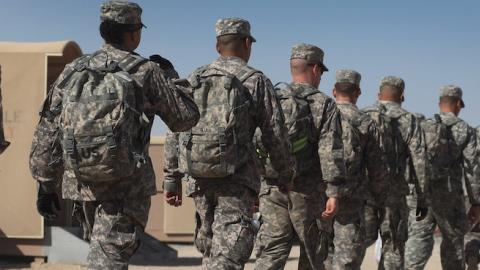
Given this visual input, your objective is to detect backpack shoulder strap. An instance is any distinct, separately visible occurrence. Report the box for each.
[298,87,319,99]
[235,65,262,83]
[117,54,148,73]
[56,54,91,89]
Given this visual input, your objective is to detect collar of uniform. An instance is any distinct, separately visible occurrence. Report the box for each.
[336,100,356,107]
[217,55,247,65]
[440,111,457,118]
[290,82,316,89]
[378,100,401,107]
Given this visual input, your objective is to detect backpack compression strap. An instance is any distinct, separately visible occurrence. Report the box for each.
[236,66,262,84]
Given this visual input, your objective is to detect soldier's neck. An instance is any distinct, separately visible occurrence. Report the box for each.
[335,96,355,105]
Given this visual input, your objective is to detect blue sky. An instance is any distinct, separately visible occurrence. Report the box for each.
[1,0,479,134]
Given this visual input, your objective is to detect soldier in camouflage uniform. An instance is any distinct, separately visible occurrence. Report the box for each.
[0,66,10,155]
[465,126,480,270]
[361,76,428,270]
[253,44,347,270]
[328,69,389,270]
[163,18,294,270]
[29,1,200,269]
[405,86,480,270]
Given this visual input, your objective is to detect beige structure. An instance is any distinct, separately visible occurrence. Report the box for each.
[0,41,82,255]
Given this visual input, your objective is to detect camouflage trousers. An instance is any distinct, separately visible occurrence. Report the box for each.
[254,179,328,270]
[191,181,256,270]
[326,199,365,270]
[465,230,480,270]
[362,194,408,270]
[73,196,151,270]
[405,188,469,270]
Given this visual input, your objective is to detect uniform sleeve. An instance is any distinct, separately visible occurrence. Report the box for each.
[365,121,390,204]
[254,77,294,185]
[316,100,347,198]
[144,63,199,132]
[163,131,183,193]
[406,116,428,207]
[29,65,70,193]
[463,127,480,205]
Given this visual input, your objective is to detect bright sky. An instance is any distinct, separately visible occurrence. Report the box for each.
[2,0,479,134]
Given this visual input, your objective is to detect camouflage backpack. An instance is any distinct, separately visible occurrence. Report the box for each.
[363,104,398,174]
[57,51,148,183]
[177,65,258,178]
[340,112,367,193]
[273,83,319,176]
[420,114,455,179]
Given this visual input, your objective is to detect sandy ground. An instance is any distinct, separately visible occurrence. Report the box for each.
[0,240,444,270]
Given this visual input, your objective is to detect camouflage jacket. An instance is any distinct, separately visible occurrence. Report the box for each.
[0,65,10,154]
[31,44,199,201]
[337,102,389,202]
[163,56,294,194]
[363,101,428,205]
[430,112,480,205]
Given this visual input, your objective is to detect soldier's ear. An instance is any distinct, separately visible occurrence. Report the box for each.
[215,41,221,54]
[332,88,337,98]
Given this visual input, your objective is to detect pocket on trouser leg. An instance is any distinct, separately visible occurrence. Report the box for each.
[253,220,264,258]
[315,219,331,263]
[213,215,255,265]
[194,211,212,256]
[99,219,141,263]
[396,219,408,244]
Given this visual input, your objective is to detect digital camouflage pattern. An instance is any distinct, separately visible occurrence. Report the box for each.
[192,182,255,269]
[440,84,464,99]
[254,82,347,270]
[84,196,151,270]
[405,111,479,270]
[290,43,328,71]
[335,69,361,86]
[330,102,389,270]
[59,53,151,184]
[258,83,321,178]
[30,43,199,269]
[30,43,199,199]
[100,0,143,25]
[254,179,328,270]
[379,76,405,92]
[0,65,10,154]
[215,17,256,41]
[176,61,260,179]
[465,126,480,270]
[164,51,294,270]
[362,100,427,270]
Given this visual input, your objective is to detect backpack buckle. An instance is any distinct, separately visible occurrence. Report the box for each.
[224,75,234,90]
[182,132,192,146]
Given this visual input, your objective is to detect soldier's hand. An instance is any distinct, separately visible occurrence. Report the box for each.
[37,189,61,220]
[415,206,428,221]
[468,205,480,225]
[165,191,182,207]
[322,197,338,219]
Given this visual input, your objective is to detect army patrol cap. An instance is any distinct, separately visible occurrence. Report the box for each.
[290,43,328,71]
[100,0,145,27]
[440,85,464,107]
[215,17,256,42]
[379,76,405,91]
[336,69,361,86]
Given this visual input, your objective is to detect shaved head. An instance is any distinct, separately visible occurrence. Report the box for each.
[290,59,312,75]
